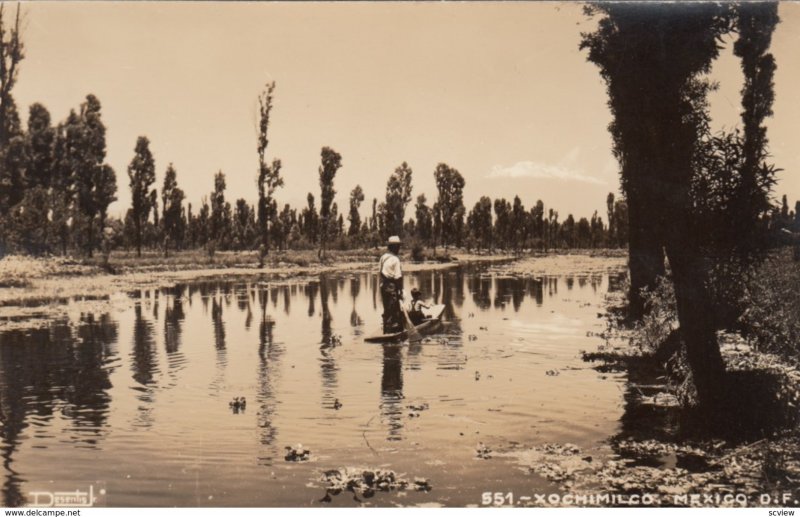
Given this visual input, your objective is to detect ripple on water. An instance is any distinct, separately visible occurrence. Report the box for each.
[0,268,628,507]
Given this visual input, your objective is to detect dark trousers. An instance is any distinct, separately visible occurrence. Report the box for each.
[380,277,403,333]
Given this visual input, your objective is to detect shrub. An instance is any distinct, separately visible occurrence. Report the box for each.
[410,243,426,263]
[740,249,800,365]
[632,275,678,354]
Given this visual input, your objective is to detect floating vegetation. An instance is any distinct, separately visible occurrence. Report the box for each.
[476,442,492,459]
[407,402,429,417]
[229,396,246,413]
[501,443,590,483]
[285,444,311,462]
[318,467,432,501]
[501,434,800,507]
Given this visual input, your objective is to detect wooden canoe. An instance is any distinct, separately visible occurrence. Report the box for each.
[364,304,446,343]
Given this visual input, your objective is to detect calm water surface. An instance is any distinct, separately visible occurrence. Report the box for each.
[0,265,628,507]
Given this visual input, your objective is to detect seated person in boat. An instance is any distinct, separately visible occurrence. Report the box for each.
[407,288,431,326]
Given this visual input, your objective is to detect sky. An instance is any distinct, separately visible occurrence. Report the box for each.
[11,2,800,221]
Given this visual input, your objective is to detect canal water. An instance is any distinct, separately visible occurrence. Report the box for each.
[0,265,628,507]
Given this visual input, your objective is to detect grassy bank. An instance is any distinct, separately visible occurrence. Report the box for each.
[0,248,624,332]
[565,247,800,506]
[0,248,509,331]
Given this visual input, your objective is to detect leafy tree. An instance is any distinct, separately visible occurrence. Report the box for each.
[0,3,23,148]
[74,95,116,257]
[493,198,511,250]
[25,103,55,189]
[348,184,364,238]
[795,201,800,232]
[0,5,24,255]
[511,196,527,251]
[336,210,344,238]
[731,2,779,256]
[330,202,340,239]
[432,202,442,254]
[221,200,233,251]
[383,162,413,238]
[0,108,24,228]
[122,209,136,250]
[302,193,319,244]
[210,171,227,248]
[256,81,283,259]
[582,2,744,408]
[11,103,54,253]
[49,113,81,255]
[414,194,433,246]
[577,217,592,248]
[561,214,576,248]
[127,136,157,257]
[317,146,341,259]
[403,217,415,240]
[467,196,493,250]
[185,202,195,248]
[197,198,210,247]
[613,199,628,247]
[231,198,250,250]
[530,200,545,250]
[161,164,185,255]
[606,193,616,247]
[276,203,294,250]
[546,209,559,251]
[590,211,604,248]
[94,164,117,244]
[433,163,465,250]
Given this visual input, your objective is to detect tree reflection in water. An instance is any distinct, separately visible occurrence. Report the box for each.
[319,275,339,410]
[0,314,118,506]
[256,287,282,466]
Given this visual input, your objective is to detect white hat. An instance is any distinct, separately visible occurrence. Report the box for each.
[388,235,402,245]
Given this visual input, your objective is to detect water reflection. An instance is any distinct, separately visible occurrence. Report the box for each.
[131,304,158,427]
[380,345,404,441]
[319,276,339,410]
[350,277,362,329]
[164,288,185,356]
[0,315,118,506]
[256,286,281,465]
[306,282,318,317]
[0,266,624,507]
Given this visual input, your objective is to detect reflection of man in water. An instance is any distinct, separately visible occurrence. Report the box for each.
[381,344,404,441]
[379,236,404,333]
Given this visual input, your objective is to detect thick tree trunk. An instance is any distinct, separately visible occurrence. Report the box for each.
[665,245,726,409]
[626,189,665,320]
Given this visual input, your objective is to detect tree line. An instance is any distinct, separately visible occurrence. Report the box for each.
[0,4,637,260]
[0,2,794,274]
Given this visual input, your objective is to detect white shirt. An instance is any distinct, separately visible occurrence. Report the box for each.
[379,253,402,279]
[411,300,427,312]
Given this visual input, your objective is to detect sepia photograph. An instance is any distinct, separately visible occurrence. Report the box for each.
[0,0,799,511]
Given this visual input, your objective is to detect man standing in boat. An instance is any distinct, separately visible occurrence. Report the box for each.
[379,236,405,333]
